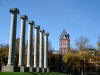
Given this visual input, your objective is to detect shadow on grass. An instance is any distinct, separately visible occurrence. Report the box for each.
[29,72,70,75]
[30,72,38,75]
[29,72,53,75]
[0,72,71,75]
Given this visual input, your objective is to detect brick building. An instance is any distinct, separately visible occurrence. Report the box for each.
[59,29,70,55]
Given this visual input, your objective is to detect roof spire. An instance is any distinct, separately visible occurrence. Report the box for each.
[59,29,69,40]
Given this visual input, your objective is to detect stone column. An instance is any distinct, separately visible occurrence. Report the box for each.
[34,25,40,68]
[44,32,49,72]
[8,8,19,66]
[27,21,34,67]
[39,29,44,68]
[18,15,28,66]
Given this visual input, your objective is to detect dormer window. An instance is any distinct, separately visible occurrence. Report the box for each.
[63,35,67,39]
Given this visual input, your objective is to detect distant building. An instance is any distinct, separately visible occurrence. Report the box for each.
[52,50,59,55]
[59,29,70,55]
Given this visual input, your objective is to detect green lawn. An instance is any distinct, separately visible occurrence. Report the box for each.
[0,72,71,75]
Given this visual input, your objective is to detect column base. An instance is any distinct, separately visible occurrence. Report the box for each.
[42,68,49,72]
[33,67,43,72]
[2,65,14,72]
[33,67,39,72]
[29,67,33,72]
[47,68,49,72]
[19,66,25,72]
[25,67,33,72]
[33,68,36,72]
[38,68,42,72]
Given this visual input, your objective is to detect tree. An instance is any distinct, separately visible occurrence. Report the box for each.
[0,38,20,67]
[75,36,89,50]
[62,50,82,68]
[97,36,100,50]
[62,49,97,74]
[48,50,55,71]
[48,40,54,50]
[0,44,9,68]
[16,38,20,51]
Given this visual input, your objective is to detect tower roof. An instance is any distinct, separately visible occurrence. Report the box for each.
[59,29,69,40]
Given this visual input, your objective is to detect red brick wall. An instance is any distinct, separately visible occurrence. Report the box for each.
[59,39,70,55]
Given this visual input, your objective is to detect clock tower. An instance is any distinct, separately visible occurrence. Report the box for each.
[59,29,70,55]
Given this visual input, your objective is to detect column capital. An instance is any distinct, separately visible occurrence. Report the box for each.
[40,29,44,33]
[45,32,49,36]
[28,21,34,25]
[10,8,19,14]
[20,15,28,20]
[34,25,40,29]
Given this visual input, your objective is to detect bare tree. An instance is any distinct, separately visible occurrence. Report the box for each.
[75,36,89,50]
[48,40,54,50]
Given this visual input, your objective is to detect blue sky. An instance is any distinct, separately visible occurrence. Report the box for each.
[0,0,100,50]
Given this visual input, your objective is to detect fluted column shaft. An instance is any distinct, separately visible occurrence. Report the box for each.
[34,25,40,68]
[39,29,44,68]
[8,8,19,66]
[18,15,28,66]
[27,21,34,67]
[44,32,49,68]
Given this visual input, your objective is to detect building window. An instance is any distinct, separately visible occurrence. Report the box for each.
[61,42,64,46]
[61,42,62,46]
[61,42,67,47]
[65,42,67,46]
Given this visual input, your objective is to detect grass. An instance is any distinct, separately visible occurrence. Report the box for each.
[0,72,71,75]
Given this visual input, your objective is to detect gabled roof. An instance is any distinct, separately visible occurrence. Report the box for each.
[59,29,69,40]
